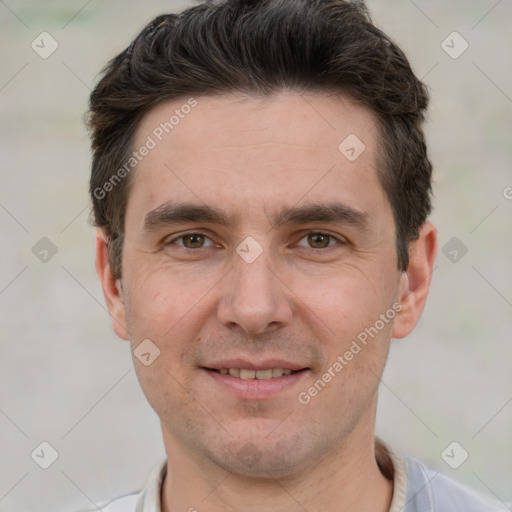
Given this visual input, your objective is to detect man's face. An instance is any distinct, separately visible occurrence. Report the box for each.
[101,92,416,478]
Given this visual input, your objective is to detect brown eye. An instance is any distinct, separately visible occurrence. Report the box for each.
[181,233,206,248]
[306,233,334,249]
[164,232,218,253]
[295,232,345,250]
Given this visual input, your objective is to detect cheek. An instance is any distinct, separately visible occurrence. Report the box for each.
[132,352,199,430]
[124,257,212,328]
[124,268,206,412]
[298,267,389,332]
[295,266,397,388]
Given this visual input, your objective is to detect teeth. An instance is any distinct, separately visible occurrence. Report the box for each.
[240,369,256,379]
[256,369,273,379]
[218,368,298,379]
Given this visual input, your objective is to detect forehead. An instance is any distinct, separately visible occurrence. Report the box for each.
[134,91,378,157]
[127,92,387,227]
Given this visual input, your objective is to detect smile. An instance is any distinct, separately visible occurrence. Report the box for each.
[212,368,297,379]
[203,366,309,399]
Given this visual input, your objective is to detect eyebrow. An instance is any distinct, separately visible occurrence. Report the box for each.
[142,201,369,233]
[270,202,368,230]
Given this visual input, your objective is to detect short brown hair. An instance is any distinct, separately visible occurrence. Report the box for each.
[88,0,432,279]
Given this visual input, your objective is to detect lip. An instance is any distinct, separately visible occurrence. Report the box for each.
[203,358,307,372]
[202,367,310,399]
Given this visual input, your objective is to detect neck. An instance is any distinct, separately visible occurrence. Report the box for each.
[160,412,393,512]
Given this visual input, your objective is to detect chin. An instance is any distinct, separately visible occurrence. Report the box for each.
[210,437,311,480]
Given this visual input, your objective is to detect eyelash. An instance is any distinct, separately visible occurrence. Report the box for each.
[166,231,346,250]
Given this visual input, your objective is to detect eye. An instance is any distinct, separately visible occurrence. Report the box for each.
[296,232,345,249]
[168,233,217,249]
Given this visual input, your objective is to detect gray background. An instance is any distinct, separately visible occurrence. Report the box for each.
[0,1,511,511]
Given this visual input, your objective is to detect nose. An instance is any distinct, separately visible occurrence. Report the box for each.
[216,247,294,335]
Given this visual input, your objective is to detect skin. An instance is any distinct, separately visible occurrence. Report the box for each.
[96,91,437,512]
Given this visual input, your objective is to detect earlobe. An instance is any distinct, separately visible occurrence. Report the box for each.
[95,228,130,340]
[392,222,438,339]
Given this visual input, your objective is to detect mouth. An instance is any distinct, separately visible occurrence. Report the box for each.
[201,363,310,399]
[206,367,304,379]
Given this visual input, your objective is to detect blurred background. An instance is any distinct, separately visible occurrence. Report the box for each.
[0,1,511,510]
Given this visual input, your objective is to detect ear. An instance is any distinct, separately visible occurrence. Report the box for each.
[95,228,129,340]
[392,222,438,339]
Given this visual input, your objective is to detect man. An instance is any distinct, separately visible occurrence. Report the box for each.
[86,0,507,510]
